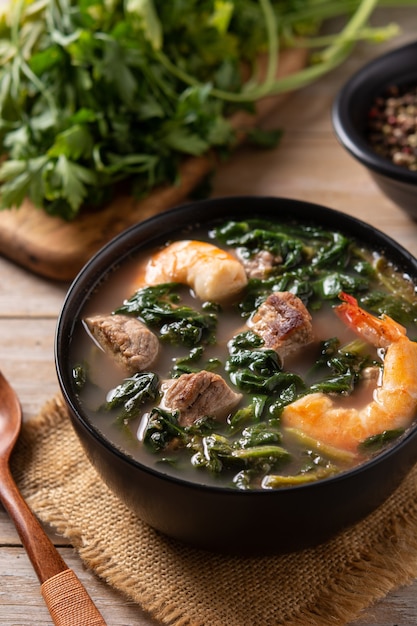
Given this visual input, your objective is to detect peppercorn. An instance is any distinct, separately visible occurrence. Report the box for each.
[366,84,417,171]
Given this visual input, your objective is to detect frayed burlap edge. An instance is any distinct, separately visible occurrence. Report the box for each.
[11,393,417,626]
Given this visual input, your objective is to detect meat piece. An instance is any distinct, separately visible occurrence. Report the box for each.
[239,250,282,279]
[84,314,159,374]
[249,291,313,359]
[161,371,242,427]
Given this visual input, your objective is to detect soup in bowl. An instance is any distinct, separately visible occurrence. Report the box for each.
[55,196,417,553]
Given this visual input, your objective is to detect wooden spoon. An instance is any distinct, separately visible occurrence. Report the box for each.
[0,370,107,625]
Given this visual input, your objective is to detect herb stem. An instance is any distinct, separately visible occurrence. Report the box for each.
[255,0,279,97]
[283,24,400,49]
[318,0,380,63]
[157,0,390,103]
[9,0,57,115]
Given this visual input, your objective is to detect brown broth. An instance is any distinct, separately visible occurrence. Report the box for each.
[70,220,417,489]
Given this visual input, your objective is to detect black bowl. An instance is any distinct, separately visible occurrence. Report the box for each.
[332,40,417,219]
[55,196,417,554]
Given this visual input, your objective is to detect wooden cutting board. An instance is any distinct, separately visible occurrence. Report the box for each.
[0,48,307,282]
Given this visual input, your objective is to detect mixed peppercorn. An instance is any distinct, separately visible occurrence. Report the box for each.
[367,84,417,171]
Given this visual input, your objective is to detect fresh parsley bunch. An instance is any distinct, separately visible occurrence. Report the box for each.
[0,0,396,219]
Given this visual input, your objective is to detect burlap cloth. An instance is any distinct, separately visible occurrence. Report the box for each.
[10,394,417,626]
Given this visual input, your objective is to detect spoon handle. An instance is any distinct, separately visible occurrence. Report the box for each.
[41,569,107,626]
[0,460,107,625]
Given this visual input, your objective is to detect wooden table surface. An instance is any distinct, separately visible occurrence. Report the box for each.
[1,6,417,625]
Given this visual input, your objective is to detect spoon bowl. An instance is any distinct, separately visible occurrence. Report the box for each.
[0,369,107,625]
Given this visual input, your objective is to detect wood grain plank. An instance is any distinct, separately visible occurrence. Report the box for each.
[0,319,59,419]
[0,547,157,625]
[0,257,68,317]
[0,509,68,546]
[0,7,417,625]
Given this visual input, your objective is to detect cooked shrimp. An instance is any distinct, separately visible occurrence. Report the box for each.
[281,292,417,452]
[141,240,247,303]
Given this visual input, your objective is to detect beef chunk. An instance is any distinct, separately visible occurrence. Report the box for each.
[249,291,313,359]
[84,314,159,374]
[161,371,242,427]
[239,250,282,279]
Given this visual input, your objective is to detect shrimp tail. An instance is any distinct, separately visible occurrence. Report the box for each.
[335,291,406,347]
[282,292,417,452]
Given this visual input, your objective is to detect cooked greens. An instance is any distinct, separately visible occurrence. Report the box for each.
[307,337,377,395]
[104,371,159,422]
[226,330,304,409]
[215,219,373,313]
[115,283,218,346]
[73,218,417,489]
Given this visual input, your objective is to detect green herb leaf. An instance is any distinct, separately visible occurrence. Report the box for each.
[104,371,160,422]
[0,0,393,218]
[115,284,218,347]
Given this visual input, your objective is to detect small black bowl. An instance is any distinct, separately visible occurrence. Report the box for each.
[332,40,417,219]
[55,196,417,554]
